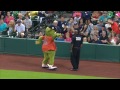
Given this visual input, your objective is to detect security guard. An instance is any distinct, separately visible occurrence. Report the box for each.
[70,30,83,71]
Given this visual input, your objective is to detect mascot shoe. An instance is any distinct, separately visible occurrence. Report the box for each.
[47,64,57,70]
[42,64,49,68]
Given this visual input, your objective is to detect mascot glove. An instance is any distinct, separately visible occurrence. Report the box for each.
[35,41,40,44]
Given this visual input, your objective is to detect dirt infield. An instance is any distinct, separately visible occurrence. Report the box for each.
[0,54,120,78]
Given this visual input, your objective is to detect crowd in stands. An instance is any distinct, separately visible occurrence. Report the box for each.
[0,11,120,45]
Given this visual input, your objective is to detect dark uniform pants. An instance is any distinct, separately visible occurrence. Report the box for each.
[70,47,80,69]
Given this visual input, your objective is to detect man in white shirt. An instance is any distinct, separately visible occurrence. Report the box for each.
[15,20,25,38]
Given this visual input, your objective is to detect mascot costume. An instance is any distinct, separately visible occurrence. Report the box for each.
[35,25,61,70]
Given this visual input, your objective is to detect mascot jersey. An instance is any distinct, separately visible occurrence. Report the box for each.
[41,36,56,52]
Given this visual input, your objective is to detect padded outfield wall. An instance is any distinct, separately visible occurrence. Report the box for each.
[0,37,120,63]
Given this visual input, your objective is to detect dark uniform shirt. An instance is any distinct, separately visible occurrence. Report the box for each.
[58,21,67,31]
[71,34,83,48]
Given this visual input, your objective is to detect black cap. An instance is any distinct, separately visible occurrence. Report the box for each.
[48,25,57,31]
[17,20,21,23]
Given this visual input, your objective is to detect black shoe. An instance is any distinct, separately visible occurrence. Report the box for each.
[70,68,78,71]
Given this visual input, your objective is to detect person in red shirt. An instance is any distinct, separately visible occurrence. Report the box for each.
[4,11,14,25]
[107,18,120,34]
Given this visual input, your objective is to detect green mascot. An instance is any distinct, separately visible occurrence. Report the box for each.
[35,25,61,70]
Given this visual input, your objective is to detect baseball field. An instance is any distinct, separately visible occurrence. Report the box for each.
[0,54,119,79]
[0,69,107,79]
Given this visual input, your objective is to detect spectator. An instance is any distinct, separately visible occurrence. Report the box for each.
[73,11,81,18]
[107,27,112,39]
[98,25,108,37]
[105,22,111,29]
[7,20,15,36]
[99,30,109,44]
[74,11,81,23]
[80,24,88,36]
[107,18,120,34]
[109,32,118,45]
[61,22,68,34]
[58,15,67,31]
[85,19,93,36]
[64,28,72,40]
[17,13,24,24]
[67,17,74,28]
[87,36,91,43]
[91,11,101,25]
[90,34,102,44]
[38,11,46,24]
[114,12,120,23]
[0,11,4,19]
[0,19,8,33]
[4,11,14,25]
[83,37,89,43]
[14,20,25,38]
[98,11,110,24]
[28,11,38,27]
[24,14,32,34]
[90,25,99,40]
[64,31,72,42]
[81,11,91,23]
[1,11,8,19]
[53,20,61,33]
[79,18,84,30]
[38,11,53,24]
[97,20,104,31]
[116,34,120,45]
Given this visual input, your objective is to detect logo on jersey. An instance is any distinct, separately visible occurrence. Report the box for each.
[76,37,81,41]
[43,37,48,45]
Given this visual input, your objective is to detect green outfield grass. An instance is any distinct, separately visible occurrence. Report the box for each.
[0,69,110,79]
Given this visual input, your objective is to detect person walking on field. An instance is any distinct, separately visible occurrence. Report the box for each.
[70,30,83,71]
